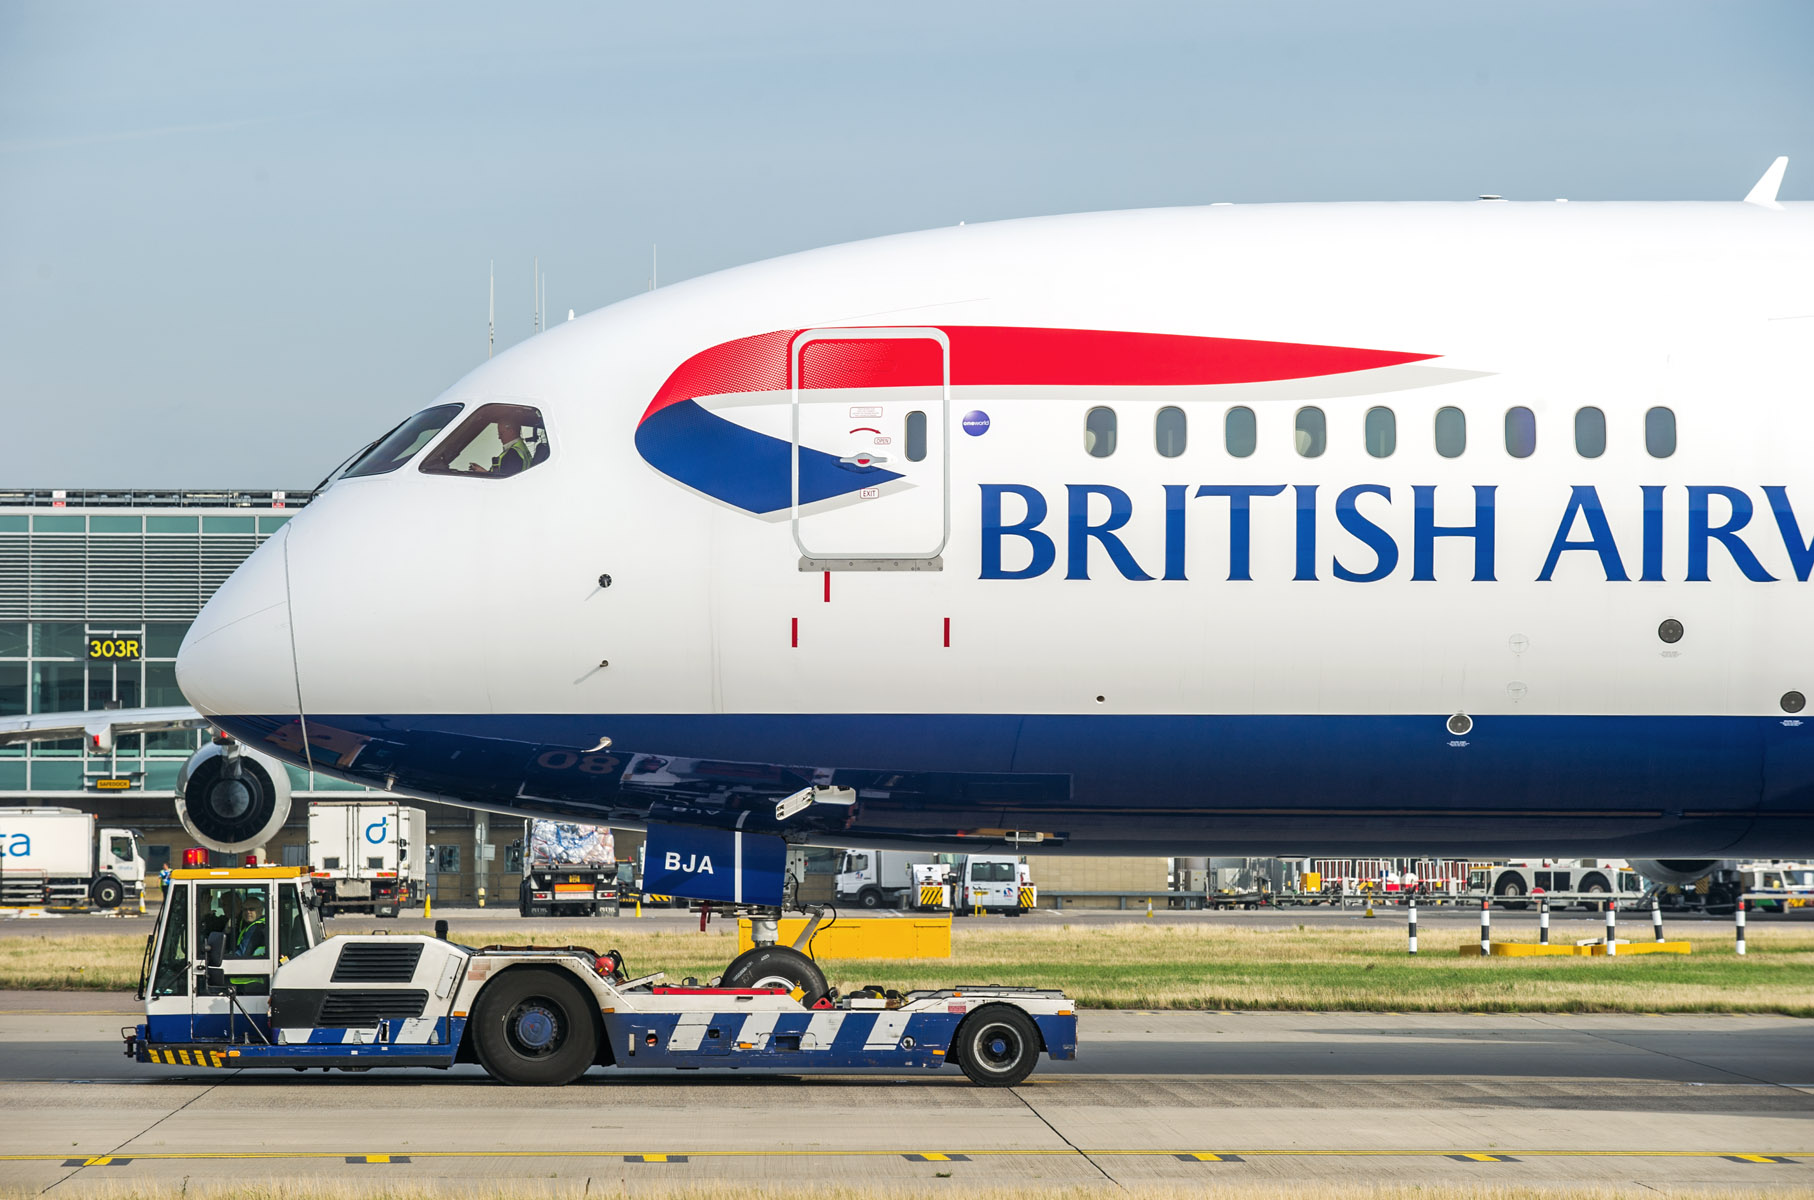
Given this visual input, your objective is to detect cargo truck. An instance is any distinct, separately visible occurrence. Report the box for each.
[834,848,938,908]
[519,819,618,917]
[306,801,426,917]
[0,807,146,909]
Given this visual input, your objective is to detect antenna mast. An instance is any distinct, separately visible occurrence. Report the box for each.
[488,261,494,358]
[533,257,540,334]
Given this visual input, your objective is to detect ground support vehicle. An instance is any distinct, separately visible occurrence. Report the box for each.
[307,801,425,917]
[126,866,1076,1086]
[0,807,145,909]
[1467,861,1645,911]
[835,848,938,909]
[519,819,619,917]
[911,856,1034,915]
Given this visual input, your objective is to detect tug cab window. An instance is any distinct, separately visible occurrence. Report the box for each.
[420,403,550,478]
[152,882,189,996]
[342,404,464,478]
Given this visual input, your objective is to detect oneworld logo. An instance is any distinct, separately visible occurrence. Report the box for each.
[962,410,991,436]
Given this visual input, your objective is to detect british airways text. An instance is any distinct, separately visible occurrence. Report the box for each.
[980,484,1814,582]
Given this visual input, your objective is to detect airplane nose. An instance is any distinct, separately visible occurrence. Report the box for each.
[176,525,302,725]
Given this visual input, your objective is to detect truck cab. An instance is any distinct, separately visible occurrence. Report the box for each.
[139,866,323,1044]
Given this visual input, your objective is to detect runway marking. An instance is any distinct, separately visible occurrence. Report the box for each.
[7,1149,1811,1164]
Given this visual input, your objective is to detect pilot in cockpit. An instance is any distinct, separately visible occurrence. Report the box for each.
[467,419,533,477]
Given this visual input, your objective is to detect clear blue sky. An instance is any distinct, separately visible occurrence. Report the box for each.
[2,1,1808,488]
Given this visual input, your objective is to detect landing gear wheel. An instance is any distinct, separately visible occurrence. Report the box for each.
[89,875,123,909]
[471,967,599,1086]
[954,1004,1040,1087]
[718,945,829,1006]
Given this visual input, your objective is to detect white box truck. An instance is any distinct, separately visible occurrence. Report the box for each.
[306,801,426,918]
[835,848,938,908]
[0,807,145,909]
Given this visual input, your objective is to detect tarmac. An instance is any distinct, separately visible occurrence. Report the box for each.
[1,992,1810,1193]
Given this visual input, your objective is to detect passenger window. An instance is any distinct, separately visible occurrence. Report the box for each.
[1575,406,1606,458]
[1155,407,1186,457]
[1435,407,1466,458]
[343,403,464,479]
[1225,407,1256,458]
[904,411,927,462]
[1295,407,1325,457]
[1504,407,1536,458]
[1646,406,1675,458]
[1084,407,1117,457]
[1364,407,1395,458]
[152,883,189,997]
[419,403,550,478]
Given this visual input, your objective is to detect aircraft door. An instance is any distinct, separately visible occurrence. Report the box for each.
[792,328,948,565]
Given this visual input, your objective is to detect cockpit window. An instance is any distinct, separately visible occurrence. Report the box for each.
[342,404,464,479]
[419,403,550,479]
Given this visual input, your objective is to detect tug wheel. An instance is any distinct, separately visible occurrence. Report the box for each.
[471,967,598,1086]
[953,1004,1041,1087]
[719,945,828,1006]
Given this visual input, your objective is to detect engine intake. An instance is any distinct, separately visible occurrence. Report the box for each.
[175,742,292,853]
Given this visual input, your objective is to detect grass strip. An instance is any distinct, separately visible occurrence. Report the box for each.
[3,922,1811,1014]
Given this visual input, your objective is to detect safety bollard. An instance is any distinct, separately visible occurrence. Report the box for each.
[1539,897,1549,945]
[1146,897,1153,919]
[1605,899,1617,956]
[1736,900,1747,956]
[423,891,432,920]
[1651,897,1664,943]
[478,887,486,909]
[1479,898,1491,955]
[1407,897,1418,956]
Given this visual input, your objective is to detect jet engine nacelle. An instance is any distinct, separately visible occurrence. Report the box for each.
[1629,858,1730,885]
[175,742,292,854]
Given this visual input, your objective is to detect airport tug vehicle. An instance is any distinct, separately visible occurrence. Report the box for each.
[125,867,1076,1086]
